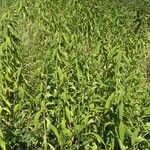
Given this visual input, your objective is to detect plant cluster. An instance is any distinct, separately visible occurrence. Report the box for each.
[0,0,150,149]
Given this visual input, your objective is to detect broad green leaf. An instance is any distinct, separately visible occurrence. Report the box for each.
[88,119,95,125]
[65,106,72,123]
[137,136,147,143]
[119,102,124,121]
[39,82,44,92]
[131,128,140,146]
[57,66,64,83]
[145,122,150,131]
[18,86,25,98]
[60,91,67,103]
[91,142,98,150]
[105,93,115,111]
[52,48,58,60]
[5,73,12,82]
[0,106,2,114]
[60,119,72,137]
[76,59,82,81]
[16,67,22,82]
[84,132,105,145]
[13,103,20,113]
[48,143,55,150]
[63,25,71,34]
[41,101,46,111]
[118,139,127,150]
[0,128,3,138]
[6,35,11,48]
[34,110,42,128]
[46,118,51,132]
[46,119,62,145]
[60,118,66,130]
[95,43,101,55]
[56,51,61,61]
[45,92,52,98]
[43,134,47,150]
[119,121,126,143]
[60,50,68,60]
[6,66,11,74]
[1,95,12,108]
[63,33,70,45]
[0,44,4,56]
[89,103,94,110]
[2,107,11,114]
[0,138,6,150]
[104,122,114,129]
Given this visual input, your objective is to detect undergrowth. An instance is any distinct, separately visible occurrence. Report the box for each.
[0,0,150,150]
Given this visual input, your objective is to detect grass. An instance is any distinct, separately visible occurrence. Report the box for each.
[0,0,150,149]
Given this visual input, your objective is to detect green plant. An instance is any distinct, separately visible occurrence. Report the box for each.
[0,0,150,149]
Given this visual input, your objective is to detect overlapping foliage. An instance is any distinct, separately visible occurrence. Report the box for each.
[0,0,150,149]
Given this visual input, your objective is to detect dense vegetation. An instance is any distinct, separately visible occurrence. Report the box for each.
[0,0,150,149]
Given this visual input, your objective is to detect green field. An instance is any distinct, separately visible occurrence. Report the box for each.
[0,0,150,149]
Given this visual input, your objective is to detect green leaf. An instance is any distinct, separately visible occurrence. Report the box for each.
[60,91,67,103]
[13,103,20,113]
[60,118,66,130]
[0,44,4,57]
[91,142,98,150]
[2,107,11,114]
[65,106,73,123]
[34,110,42,128]
[1,95,12,108]
[119,122,126,143]
[13,67,22,90]
[63,33,70,45]
[18,86,25,98]
[43,134,47,150]
[0,128,3,139]
[136,136,147,143]
[131,128,140,146]
[57,66,64,83]
[60,50,68,60]
[6,35,11,48]
[5,73,12,82]
[45,92,52,98]
[89,103,94,110]
[0,106,2,114]
[56,51,61,61]
[63,25,71,34]
[60,119,72,137]
[118,139,127,150]
[105,93,115,112]
[119,102,124,121]
[144,122,150,131]
[84,132,105,145]
[48,143,55,150]
[76,59,82,81]
[46,118,62,145]
[0,138,6,150]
